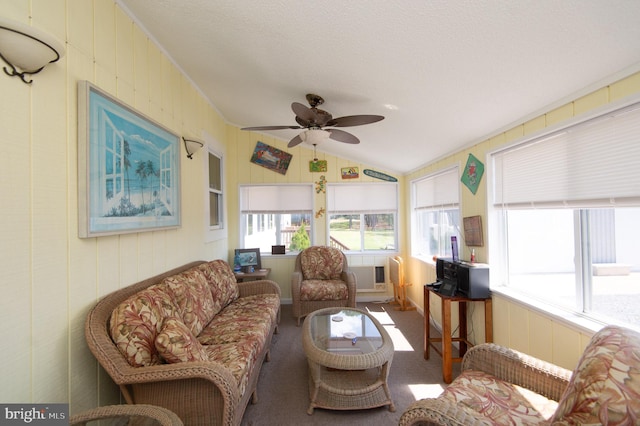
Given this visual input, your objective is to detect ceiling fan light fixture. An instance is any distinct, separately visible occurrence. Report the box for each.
[300,128,330,145]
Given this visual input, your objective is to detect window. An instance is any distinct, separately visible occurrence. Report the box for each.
[240,184,313,253]
[491,101,640,327]
[411,168,460,261]
[204,134,226,242]
[327,183,398,252]
[208,151,223,228]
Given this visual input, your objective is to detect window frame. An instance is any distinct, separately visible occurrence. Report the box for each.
[488,95,640,330]
[239,184,314,253]
[326,182,399,254]
[410,166,461,262]
[203,134,226,242]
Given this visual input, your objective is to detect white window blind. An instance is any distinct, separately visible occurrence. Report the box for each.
[240,184,313,213]
[413,168,459,209]
[493,104,640,208]
[327,183,397,212]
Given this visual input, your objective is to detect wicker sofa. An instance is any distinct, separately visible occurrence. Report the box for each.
[399,324,640,425]
[85,259,281,426]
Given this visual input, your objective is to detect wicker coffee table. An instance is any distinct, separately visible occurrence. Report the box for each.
[302,307,395,414]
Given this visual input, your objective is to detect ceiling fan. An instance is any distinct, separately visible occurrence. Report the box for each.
[241,93,384,147]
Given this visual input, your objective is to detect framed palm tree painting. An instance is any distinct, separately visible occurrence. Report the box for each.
[77,81,181,238]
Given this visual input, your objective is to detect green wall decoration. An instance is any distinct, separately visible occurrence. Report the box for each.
[315,175,326,193]
[309,160,327,172]
[461,153,484,195]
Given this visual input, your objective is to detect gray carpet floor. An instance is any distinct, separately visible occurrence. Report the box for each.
[241,302,458,425]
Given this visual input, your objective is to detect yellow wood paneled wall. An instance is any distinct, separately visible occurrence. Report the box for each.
[401,71,640,370]
[0,0,229,413]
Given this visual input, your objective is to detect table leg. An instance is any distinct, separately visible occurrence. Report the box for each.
[441,297,452,384]
[424,286,430,360]
[459,301,468,358]
[484,298,493,343]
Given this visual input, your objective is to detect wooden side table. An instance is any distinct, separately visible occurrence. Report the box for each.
[423,285,492,383]
[234,268,271,282]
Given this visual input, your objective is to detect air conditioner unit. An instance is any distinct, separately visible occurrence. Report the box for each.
[350,266,386,292]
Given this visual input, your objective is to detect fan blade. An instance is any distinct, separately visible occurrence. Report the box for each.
[295,116,311,127]
[327,129,360,144]
[241,125,301,131]
[288,134,303,147]
[326,115,384,127]
[291,102,315,122]
[292,102,333,126]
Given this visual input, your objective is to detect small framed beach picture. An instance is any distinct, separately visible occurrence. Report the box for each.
[341,167,359,179]
[77,81,181,238]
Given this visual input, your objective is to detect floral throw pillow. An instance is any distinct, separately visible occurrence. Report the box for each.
[155,316,209,363]
[300,246,344,280]
[163,268,216,336]
[550,325,640,425]
[198,260,239,309]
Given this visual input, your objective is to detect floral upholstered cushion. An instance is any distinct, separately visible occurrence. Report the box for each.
[155,316,209,363]
[550,325,640,425]
[299,279,349,301]
[198,260,239,310]
[163,267,216,336]
[204,340,258,397]
[300,246,344,280]
[441,370,559,425]
[197,294,280,352]
[110,284,178,367]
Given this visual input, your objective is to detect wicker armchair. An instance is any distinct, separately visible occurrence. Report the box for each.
[399,325,640,425]
[70,404,183,425]
[291,246,356,325]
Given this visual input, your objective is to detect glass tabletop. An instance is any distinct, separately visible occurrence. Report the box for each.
[308,308,383,355]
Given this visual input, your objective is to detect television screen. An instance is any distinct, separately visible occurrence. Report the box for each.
[235,249,260,268]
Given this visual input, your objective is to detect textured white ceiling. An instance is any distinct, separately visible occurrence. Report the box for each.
[118,0,640,174]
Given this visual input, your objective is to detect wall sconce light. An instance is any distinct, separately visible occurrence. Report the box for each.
[182,137,204,159]
[0,17,65,84]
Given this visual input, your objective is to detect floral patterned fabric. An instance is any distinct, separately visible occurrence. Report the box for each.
[550,325,640,426]
[110,260,279,401]
[110,283,178,367]
[198,294,281,355]
[198,260,239,310]
[204,340,258,397]
[299,279,349,301]
[163,268,215,336]
[155,316,209,363]
[300,246,344,280]
[441,370,559,424]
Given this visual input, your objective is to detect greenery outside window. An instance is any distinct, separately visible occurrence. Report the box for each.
[327,183,398,252]
[240,184,313,253]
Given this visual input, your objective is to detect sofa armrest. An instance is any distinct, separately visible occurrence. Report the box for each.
[461,343,571,402]
[399,397,493,426]
[237,279,281,298]
[110,360,241,424]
